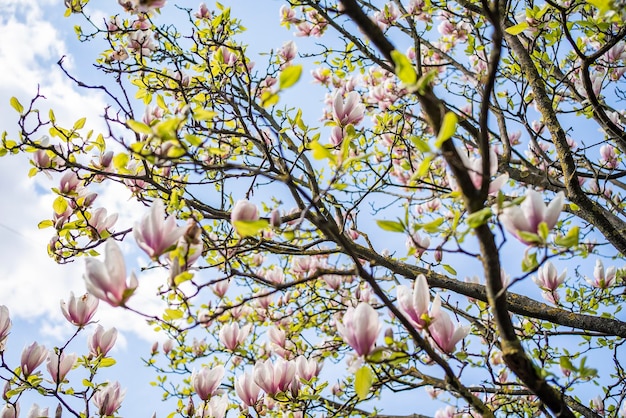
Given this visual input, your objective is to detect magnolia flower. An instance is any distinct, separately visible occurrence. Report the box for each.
[198,394,228,418]
[195,3,211,19]
[21,342,47,377]
[60,292,99,327]
[46,351,77,383]
[397,275,439,329]
[235,372,260,408]
[90,207,118,235]
[88,325,118,357]
[428,297,469,354]
[26,404,48,418]
[586,259,617,289]
[457,148,509,195]
[532,262,566,292]
[59,171,81,195]
[406,231,430,258]
[253,358,296,395]
[0,306,11,349]
[219,323,251,351]
[134,199,186,259]
[192,365,225,401]
[498,190,564,244]
[336,302,381,357]
[331,90,365,126]
[0,404,19,418]
[230,200,259,224]
[93,381,125,416]
[84,240,138,306]
[295,356,323,381]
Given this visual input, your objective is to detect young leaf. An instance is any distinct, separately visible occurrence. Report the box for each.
[127,119,153,135]
[435,112,458,148]
[354,365,374,400]
[391,50,417,85]
[279,64,303,90]
[505,21,530,35]
[10,97,24,114]
[53,196,68,215]
[376,220,405,232]
[233,220,269,237]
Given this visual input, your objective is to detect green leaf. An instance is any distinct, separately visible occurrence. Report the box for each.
[279,64,303,90]
[260,91,279,108]
[73,117,86,130]
[99,357,116,367]
[127,119,153,135]
[113,153,129,170]
[466,207,493,228]
[442,264,457,275]
[391,50,417,85]
[193,109,217,121]
[559,356,576,372]
[53,196,68,215]
[376,220,405,232]
[555,226,580,248]
[354,365,374,400]
[521,251,539,272]
[505,21,529,35]
[163,308,184,320]
[233,220,269,237]
[422,217,444,233]
[38,220,54,229]
[309,140,336,163]
[10,97,24,114]
[435,112,458,148]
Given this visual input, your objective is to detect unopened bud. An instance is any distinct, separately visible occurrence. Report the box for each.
[434,247,443,263]
[270,209,281,228]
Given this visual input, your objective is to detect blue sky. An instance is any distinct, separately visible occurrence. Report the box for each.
[1,0,622,416]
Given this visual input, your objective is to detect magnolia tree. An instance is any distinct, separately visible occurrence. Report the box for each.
[1,0,626,416]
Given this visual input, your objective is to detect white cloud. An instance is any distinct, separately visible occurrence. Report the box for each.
[0,1,167,344]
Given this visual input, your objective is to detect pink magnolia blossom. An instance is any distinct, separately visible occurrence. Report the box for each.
[331,91,365,126]
[264,266,285,284]
[59,171,81,195]
[397,275,439,329]
[0,404,19,418]
[84,240,138,307]
[134,199,186,259]
[498,190,564,244]
[21,342,47,377]
[219,323,251,351]
[230,200,259,224]
[46,351,77,383]
[93,381,125,416]
[0,306,11,350]
[278,41,298,63]
[295,356,323,381]
[60,292,98,327]
[90,208,118,236]
[336,302,381,357]
[198,394,228,418]
[428,297,469,354]
[586,259,617,289]
[406,231,430,258]
[235,372,261,408]
[253,358,296,395]
[194,3,211,19]
[88,325,118,357]
[192,365,225,401]
[532,262,566,292]
[600,144,618,169]
[26,404,48,418]
[211,279,230,298]
[457,148,509,195]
